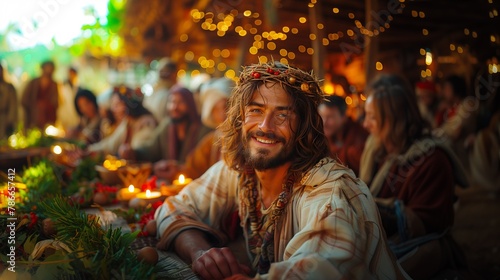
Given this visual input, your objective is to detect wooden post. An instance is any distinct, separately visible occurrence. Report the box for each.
[309,0,326,82]
[364,0,380,84]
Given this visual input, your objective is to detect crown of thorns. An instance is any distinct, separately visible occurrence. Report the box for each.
[237,61,324,104]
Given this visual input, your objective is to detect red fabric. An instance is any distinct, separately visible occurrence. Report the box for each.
[435,104,458,127]
[328,118,368,175]
[415,81,436,92]
[377,148,455,234]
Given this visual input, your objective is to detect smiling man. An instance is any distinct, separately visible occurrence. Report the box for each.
[153,62,405,280]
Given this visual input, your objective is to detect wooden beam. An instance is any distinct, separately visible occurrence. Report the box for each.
[309,1,326,81]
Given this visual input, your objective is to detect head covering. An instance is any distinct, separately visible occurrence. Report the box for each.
[169,85,200,123]
[200,78,234,128]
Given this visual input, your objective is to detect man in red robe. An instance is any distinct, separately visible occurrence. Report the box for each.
[318,95,368,175]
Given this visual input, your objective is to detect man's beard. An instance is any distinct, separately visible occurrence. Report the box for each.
[243,130,295,170]
[171,114,189,124]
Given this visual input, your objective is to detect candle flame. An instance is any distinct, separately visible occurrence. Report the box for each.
[128,185,134,192]
[179,174,185,184]
[146,189,151,198]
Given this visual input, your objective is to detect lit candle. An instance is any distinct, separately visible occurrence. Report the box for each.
[161,174,192,196]
[130,189,162,209]
[117,184,140,202]
[173,174,192,188]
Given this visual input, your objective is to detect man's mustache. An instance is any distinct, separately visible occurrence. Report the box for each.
[248,130,286,143]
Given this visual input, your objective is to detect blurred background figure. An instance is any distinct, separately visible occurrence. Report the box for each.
[87,86,157,155]
[468,87,500,191]
[434,75,478,179]
[415,80,439,128]
[143,58,177,121]
[66,88,102,144]
[318,95,368,175]
[21,60,59,130]
[58,66,80,132]
[159,77,234,181]
[119,86,212,181]
[0,63,18,140]
[360,74,468,279]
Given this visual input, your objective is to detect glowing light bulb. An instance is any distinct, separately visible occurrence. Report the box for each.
[52,145,62,155]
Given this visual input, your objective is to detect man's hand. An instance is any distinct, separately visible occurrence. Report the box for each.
[153,160,179,181]
[192,247,251,280]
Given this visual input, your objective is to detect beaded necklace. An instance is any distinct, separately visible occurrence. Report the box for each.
[239,166,295,274]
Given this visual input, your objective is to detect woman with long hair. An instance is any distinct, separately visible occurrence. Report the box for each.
[360,74,468,279]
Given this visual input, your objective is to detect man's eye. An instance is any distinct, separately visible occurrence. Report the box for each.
[248,108,262,114]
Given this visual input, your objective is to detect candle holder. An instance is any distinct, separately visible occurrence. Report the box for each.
[160,174,192,196]
[116,185,141,207]
[129,189,163,209]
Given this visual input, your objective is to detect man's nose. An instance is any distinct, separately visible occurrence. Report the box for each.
[258,113,276,131]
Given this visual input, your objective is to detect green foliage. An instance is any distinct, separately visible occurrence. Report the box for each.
[71,155,100,183]
[35,196,156,279]
[2,123,55,149]
[21,159,61,211]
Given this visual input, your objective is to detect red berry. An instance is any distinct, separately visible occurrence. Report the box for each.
[252,72,261,78]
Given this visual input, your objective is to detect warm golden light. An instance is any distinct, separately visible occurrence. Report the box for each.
[299,17,307,23]
[450,44,456,51]
[128,185,135,192]
[221,49,230,58]
[376,62,383,71]
[324,83,334,94]
[243,10,252,17]
[225,69,236,79]
[345,96,353,105]
[425,52,433,65]
[422,29,428,36]
[146,189,151,198]
[45,125,60,137]
[420,48,426,56]
[52,145,62,155]
[332,8,339,13]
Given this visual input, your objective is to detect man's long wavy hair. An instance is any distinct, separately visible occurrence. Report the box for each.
[219,62,329,177]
